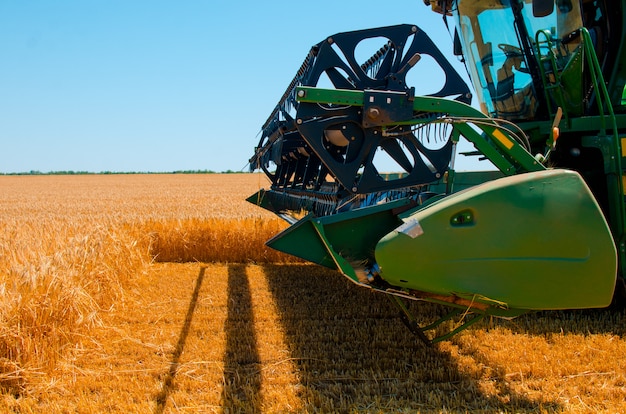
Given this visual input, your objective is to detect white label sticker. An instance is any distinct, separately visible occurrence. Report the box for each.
[396,219,424,239]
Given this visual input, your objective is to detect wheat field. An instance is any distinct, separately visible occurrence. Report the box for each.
[0,173,625,413]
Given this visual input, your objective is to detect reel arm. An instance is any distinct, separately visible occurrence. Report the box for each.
[294,85,545,177]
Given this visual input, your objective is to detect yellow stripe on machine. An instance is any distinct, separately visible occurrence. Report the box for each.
[492,129,514,150]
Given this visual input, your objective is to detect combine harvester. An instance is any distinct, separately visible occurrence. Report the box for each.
[248,0,626,343]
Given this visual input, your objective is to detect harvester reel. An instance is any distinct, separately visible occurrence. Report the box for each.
[296,100,455,193]
[296,24,470,194]
[251,24,471,213]
[300,24,469,98]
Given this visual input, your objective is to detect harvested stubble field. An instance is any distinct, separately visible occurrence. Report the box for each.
[0,173,625,413]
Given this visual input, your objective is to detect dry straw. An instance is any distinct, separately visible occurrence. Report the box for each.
[145,217,292,263]
[0,218,146,390]
[0,174,292,393]
[1,174,624,414]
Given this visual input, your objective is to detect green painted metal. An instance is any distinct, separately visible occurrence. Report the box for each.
[516,114,626,139]
[427,171,504,194]
[266,198,412,281]
[296,86,545,175]
[248,2,626,343]
[607,4,626,113]
[272,85,622,311]
[267,214,338,271]
[375,169,617,310]
[577,28,626,281]
[389,296,485,344]
[296,87,363,106]
[534,29,584,119]
[246,189,272,213]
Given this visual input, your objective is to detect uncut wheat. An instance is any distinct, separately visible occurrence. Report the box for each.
[0,174,288,392]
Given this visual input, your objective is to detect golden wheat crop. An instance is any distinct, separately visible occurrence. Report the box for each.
[0,173,625,413]
[0,173,289,392]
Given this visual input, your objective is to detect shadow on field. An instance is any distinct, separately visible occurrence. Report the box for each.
[262,263,560,412]
[220,264,262,413]
[155,266,207,414]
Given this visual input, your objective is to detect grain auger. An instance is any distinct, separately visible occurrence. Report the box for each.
[248,0,626,344]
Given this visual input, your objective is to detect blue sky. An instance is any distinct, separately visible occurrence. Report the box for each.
[0,0,480,173]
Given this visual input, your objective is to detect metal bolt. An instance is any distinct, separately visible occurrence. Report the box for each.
[296,119,302,125]
[367,107,380,120]
[297,89,305,98]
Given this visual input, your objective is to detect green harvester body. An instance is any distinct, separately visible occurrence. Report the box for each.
[248,0,626,342]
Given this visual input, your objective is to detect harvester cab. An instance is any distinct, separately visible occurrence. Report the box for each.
[248,0,626,343]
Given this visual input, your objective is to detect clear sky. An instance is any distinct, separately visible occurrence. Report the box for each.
[0,0,482,173]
